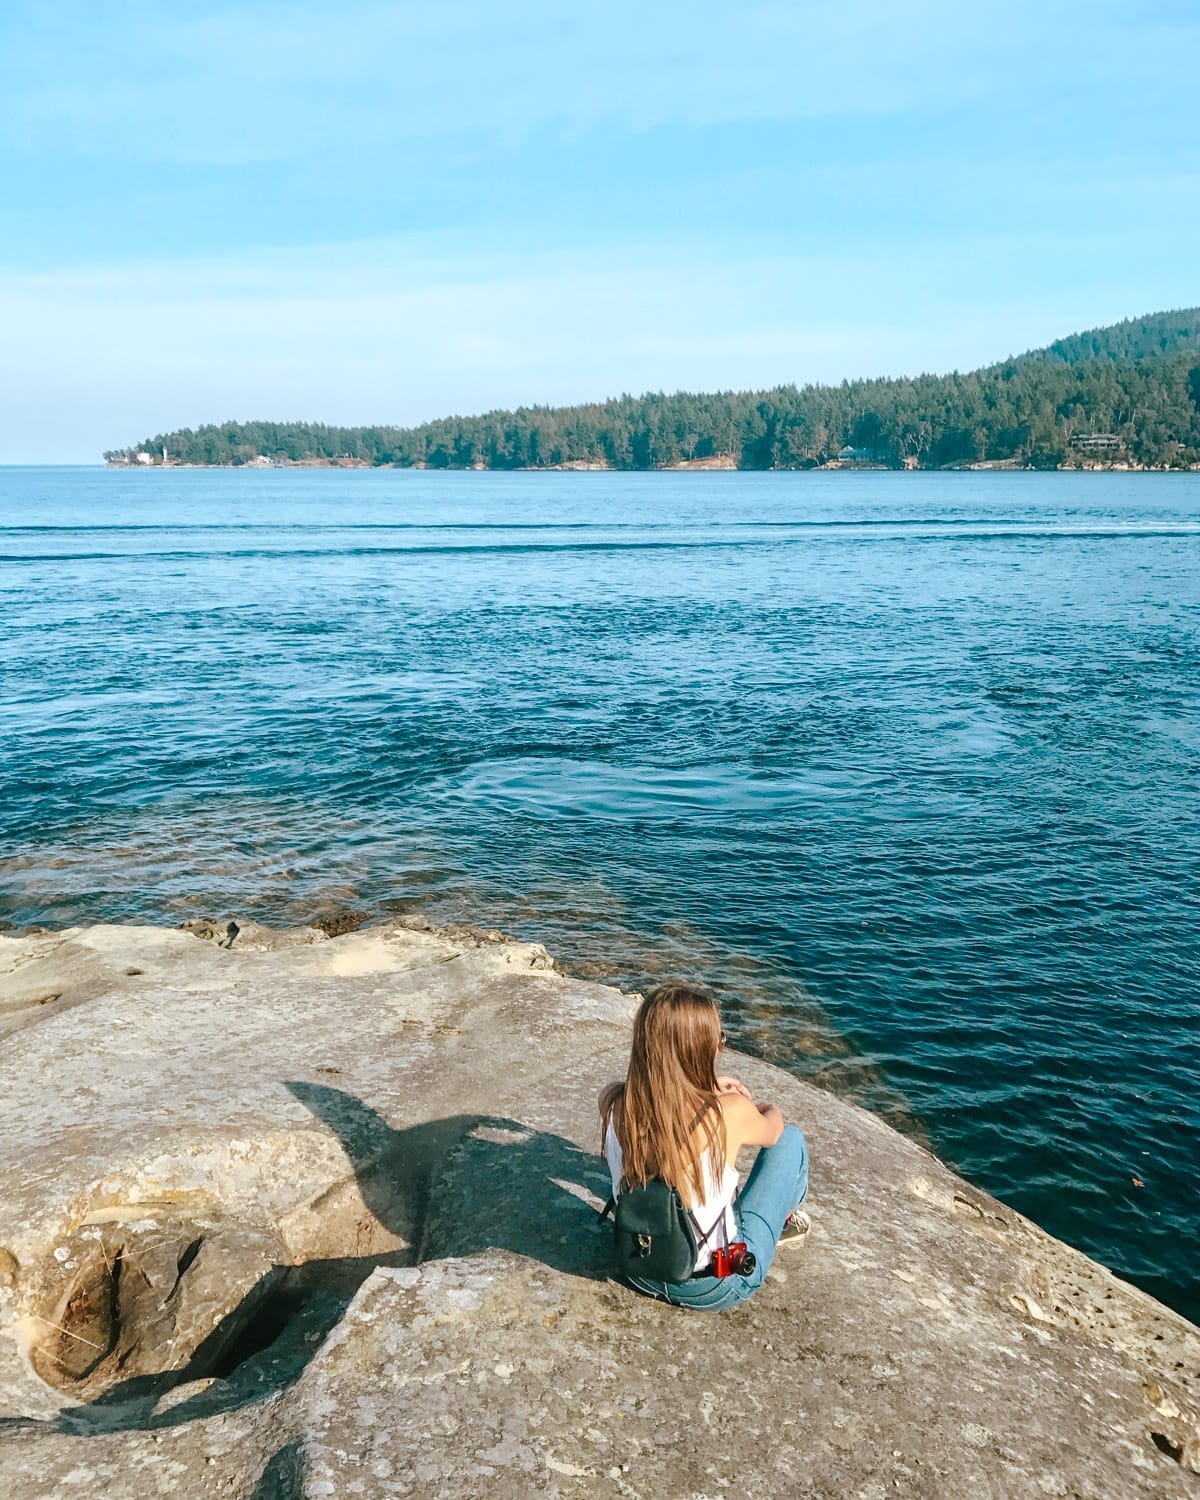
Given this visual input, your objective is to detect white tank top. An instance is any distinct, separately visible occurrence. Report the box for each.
[604,1118,739,1275]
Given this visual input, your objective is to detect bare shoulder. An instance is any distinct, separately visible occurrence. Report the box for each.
[718,1091,782,1154]
[717,1091,760,1144]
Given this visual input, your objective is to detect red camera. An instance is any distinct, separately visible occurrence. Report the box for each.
[711,1242,757,1278]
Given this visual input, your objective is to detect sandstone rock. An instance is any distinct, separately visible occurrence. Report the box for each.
[0,919,1197,1497]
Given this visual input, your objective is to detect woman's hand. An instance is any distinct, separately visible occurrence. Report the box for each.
[715,1075,752,1099]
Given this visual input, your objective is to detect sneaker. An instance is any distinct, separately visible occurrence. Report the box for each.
[777,1209,811,1247]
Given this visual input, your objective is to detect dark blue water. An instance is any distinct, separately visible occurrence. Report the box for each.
[3,466,1198,1321]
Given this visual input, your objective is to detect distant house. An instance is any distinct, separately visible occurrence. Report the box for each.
[134,451,153,465]
[837,445,875,464]
[1069,434,1123,452]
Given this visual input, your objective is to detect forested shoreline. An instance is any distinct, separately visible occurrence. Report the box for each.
[107,309,1200,471]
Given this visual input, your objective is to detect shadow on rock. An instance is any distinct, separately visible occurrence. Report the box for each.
[0,1086,612,1440]
[248,1439,306,1500]
[286,1082,613,1279]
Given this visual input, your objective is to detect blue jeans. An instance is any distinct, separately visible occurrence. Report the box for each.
[625,1124,809,1310]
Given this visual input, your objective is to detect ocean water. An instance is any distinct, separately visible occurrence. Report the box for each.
[2,465,1198,1321]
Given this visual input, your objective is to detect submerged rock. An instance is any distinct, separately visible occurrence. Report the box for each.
[0,919,1196,1497]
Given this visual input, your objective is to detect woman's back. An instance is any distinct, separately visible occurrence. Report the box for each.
[603,1113,739,1272]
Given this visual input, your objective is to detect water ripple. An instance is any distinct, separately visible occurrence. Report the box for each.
[2,465,1198,1321]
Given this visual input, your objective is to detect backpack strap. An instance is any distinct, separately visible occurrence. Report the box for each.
[688,1205,729,1253]
[597,1171,629,1226]
[684,1103,734,1256]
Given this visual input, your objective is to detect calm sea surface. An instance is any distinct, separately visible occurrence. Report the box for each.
[2,466,1198,1319]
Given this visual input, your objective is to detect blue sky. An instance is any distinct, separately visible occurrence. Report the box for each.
[1,0,1197,462]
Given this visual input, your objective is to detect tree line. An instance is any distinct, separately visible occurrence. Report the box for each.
[106,309,1200,471]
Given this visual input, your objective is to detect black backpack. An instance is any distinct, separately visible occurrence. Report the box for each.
[599,1179,724,1282]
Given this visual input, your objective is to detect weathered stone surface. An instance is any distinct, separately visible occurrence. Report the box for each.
[0,920,1197,1497]
[28,1221,287,1403]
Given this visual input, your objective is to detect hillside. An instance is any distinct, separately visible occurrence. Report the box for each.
[1015,308,1200,368]
[106,308,1200,472]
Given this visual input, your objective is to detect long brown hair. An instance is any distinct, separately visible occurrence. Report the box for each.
[601,982,725,1205]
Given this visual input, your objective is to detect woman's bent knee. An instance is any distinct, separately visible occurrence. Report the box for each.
[778,1123,809,1198]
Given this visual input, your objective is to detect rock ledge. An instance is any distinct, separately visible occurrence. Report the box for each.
[0,920,1197,1498]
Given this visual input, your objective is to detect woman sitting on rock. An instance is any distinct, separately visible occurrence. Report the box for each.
[599,982,809,1310]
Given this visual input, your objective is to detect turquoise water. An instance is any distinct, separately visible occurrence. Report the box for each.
[2,466,1198,1321]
